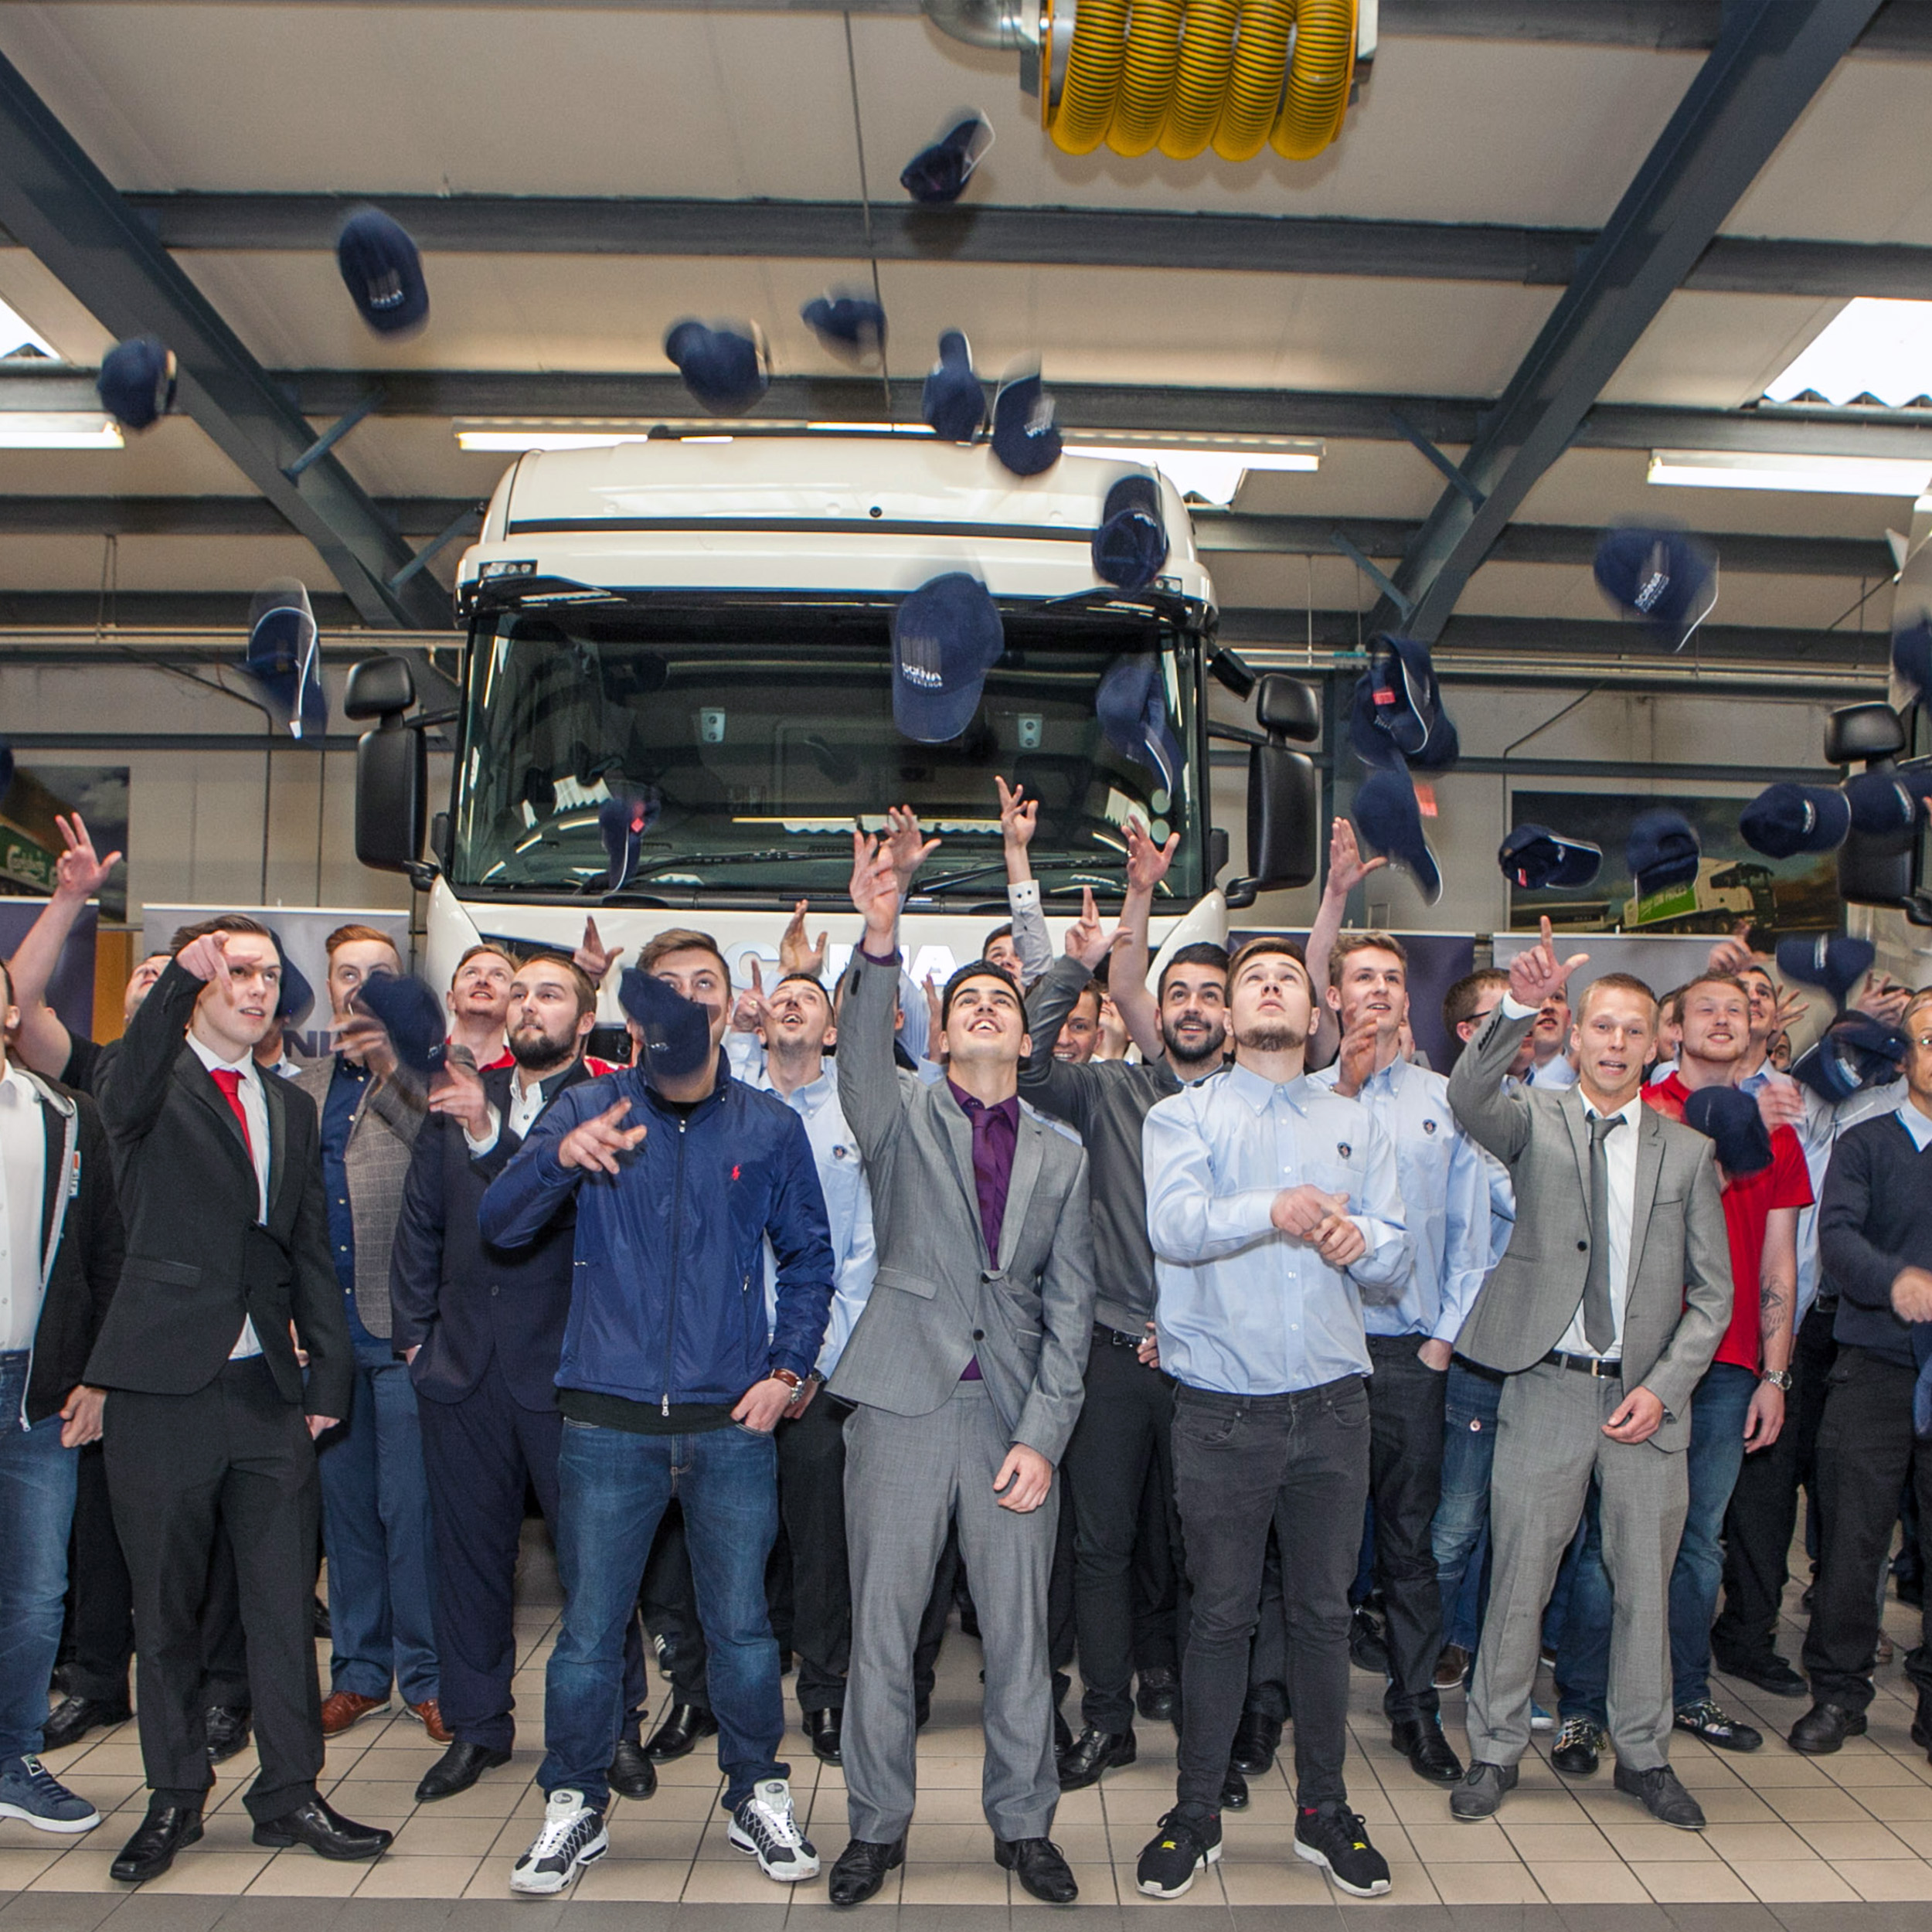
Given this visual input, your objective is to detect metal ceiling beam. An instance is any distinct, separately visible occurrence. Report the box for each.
[0,49,448,628]
[102,191,1932,299]
[0,495,481,539]
[1372,0,1888,647]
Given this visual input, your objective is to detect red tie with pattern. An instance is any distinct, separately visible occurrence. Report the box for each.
[209,1066,254,1160]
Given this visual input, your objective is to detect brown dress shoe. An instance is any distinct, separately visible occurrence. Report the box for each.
[320,1691,392,1736]
[409,1699,452,1744]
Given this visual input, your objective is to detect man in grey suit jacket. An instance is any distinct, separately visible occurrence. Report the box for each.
[827,828,1097,1908]
[1446,920,1730,1832]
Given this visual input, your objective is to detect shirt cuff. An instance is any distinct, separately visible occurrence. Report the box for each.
[463,1107,502,1158]
[1008,879,1040,913]
[1500,993,1538,1020]
[858,943,900,968]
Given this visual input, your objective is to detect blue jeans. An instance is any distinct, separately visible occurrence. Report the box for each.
[1556,1361,1758,1721]
[317,1342,439,1704]
[0,1352,79,1760]
[1431,1359,1502,1655]
[546,1418,786,1811]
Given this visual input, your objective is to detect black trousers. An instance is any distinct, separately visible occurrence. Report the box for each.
[1061,1328,1184,1733]
[1131,1444,1182,1674]
[1172,1376,1369,1811]
[1364,1335,1447,1721]
[1713,1299,1838,1668]
[104,1360,324,1820]
[1801,1345,1932,1717]
[66,1441,250,1709]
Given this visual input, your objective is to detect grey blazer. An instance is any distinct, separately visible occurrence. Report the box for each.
[1446,1003,1731,1453]
[828,950,1097,1464]
[292,1054,426,1341]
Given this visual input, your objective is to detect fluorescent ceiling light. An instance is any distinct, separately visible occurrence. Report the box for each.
[1764,298,1932,408]
[1064,439,1322,505]
[454,418,943,452]
[0,412,123,450]
[1648,447,1932,496]
[457,426,655,452]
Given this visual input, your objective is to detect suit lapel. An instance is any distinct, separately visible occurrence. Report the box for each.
[997,1115,1045,1273]
[1559,1084,1591,1199]
[176,1051,256,1186]
[261,1067,291,1223]
[934,1087,979,1225]
[1629,1103,1665,1270]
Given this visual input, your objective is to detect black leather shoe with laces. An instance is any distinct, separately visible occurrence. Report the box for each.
[607,1736,658,1800]
[1450,1760,1518,1820]
[1349,1607,1389,1673]
[827,1835,903,1906]
[111,1805,202,1883]
[1136,1807,1221,1900]
[1391,1714,1463,1784]
[644,1702,718,1763]
[1056,1726,1135,1791]
[1229,1708,1281,1774]
[1294,1803,1392,1897]
[1612,1763,1705,1830]
[1789,1701,1867,1754]
[204,1705,252,1765]
[995,1836,1078,1903]
[1135,1666,1179,1724]
[42,1695,131,1753]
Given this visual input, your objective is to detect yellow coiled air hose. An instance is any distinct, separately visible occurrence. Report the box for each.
[1045,0,1357,163]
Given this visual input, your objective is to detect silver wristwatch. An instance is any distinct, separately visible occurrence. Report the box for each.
[1760,1368,1794,1391]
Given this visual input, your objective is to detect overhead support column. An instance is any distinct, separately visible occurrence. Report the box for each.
[1370,0,1886,646]
[0,49,447,629]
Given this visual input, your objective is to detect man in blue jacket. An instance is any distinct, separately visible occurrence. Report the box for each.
[480,927,835,1896]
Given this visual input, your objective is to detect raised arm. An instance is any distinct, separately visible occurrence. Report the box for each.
[837,826,930,1165]
[7,812,122,1077]
[94,944,218,1145]
[478,1082,642,1248]
[1110,816,1175,1062]
[996,776,1053,982]
[1020,937,1105,1131]
[1305,818,1387,1069]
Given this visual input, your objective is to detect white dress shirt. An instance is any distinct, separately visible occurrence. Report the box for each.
[1554,1091,1644,1361]
[188,1032,268,1359]
[0,1064,48,1353]
[464,1067,555,1157]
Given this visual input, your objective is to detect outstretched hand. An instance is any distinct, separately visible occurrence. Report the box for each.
[779,900,828,977]
[996,775,1037,854]
[1324,817,1387,903]
[731,956,771,1034]
[884,804,938,897]
[575,917,623,986]
[1509,915,1588,1009]
[175,930,232,989]
[1124,815,1179,896]
[556,1100,648,1175]
[54,812,121,902]
[1063,886,1114,971]
[849,831,903,941]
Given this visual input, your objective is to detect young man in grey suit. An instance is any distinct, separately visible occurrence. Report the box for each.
[827,825,1097,1908]
[1446,918,1731,1831]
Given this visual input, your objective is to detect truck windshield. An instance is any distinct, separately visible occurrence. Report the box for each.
[451,599,1205,906]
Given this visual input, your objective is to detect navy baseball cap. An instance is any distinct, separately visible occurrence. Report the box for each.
[900,111,993,205]
[1091,475,1168,591]
[1845,764,1932,835]
[97,336,175,431]
[990,368,1061,477]
[1740,781,1850,859]
[1627,808,1700,896]
[241,580,328,740]
[1095,654,1182,800]
[619,965,714,1081]
[599,787,662,895]
[1354,764,1441,905]
[892,573,1004,743]
[922,331,985,442]
[1893,616,1932,704]
[664,318,770,415]
[1775,934,1876,1006]
[1593,525,1717,647]
[336,207,428,337]
[1498,823,1602,891]
[352,968,447,1080]
[801,291,886,367]
[1682,1084,1772,1177]
[1790,1013,1908,1104]
[1349,634,1459,773]
[267,931,315,1029]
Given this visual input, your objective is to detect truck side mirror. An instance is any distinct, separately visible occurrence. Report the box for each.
[1829,701,1918,912]
[349,654,430,880]
[1224,675,1320,906]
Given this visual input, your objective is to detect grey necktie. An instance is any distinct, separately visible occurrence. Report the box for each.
[1583,1112,1625,1354]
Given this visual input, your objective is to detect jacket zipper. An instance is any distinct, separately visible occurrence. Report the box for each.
[662,1117,689,1417]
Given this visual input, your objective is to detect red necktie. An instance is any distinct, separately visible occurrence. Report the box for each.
[209,1066,254,1160]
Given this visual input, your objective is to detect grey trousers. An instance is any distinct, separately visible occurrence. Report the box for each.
[843,1382,1059,1844]
[1468,1359,1687,1773]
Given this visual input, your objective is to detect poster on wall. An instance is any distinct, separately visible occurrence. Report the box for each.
[141,905,415,1061]
[0,765,130,920]
[1505,789,1842,940]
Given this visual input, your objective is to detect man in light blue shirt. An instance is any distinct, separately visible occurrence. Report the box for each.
[1133,937,1406,1905]
[1309,934,1489,1787]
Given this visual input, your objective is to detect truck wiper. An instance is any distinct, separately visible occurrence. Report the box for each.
[622,845,849,879]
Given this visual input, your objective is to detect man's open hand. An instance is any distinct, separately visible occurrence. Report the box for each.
[1323,817,1387,904]
[1509,914,1589,1010]
[779,900,828,977]
[884,804,939,898]
[556,1100,648,1174]
[993,1443,1053,1513]
[54,812,121,903]
[849,831,903,941]
[1124,815,1179,895]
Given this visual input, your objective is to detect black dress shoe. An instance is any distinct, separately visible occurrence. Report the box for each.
[416,1740,513,1802]
[204,1704,252,1765]
[1056,1726,1135,1791]
[828,1835,903,1906]
[1713,1648,1808,1699]
[643,1701,718,1763]
[1391,1714,1464,1785]
[1611,1762,1705,1830]
[1789,1701,1867,1754]
[42,1693,132,1753]
[1349,1606,1389,1673]
[995,1835,1078,1904]
[252,1796,392,1860]
[607,1736,658,1800]
[111,1804,203,1883]
[1135,1666,1179,1725]
[311,1597,332,1640]
[804,1707,843,1765]
[1053,1706,1073,1756]
[1220,1762,1249,1811]
[1229,1708,1281,1774]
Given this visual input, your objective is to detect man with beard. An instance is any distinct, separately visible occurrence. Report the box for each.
[389,952,652,1804]
[1015,822,1229,1796]
[1136,937,1408,1901]
[1309,935,1490,1787]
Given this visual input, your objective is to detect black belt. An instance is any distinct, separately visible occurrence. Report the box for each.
[1096,1321,1148,1349]
[1543,1349,1622,1379]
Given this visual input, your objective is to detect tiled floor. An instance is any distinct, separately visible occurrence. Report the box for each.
[5,1526,1930,1930]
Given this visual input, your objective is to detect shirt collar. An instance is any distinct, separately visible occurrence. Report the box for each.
[0,1062,39,1107]
[947,1079,1019,1127]
[1896,1092,1932,1151]
[189,1031,257,1080]
[1223,1060,1312,1116]
[1583,1089,1645,1129]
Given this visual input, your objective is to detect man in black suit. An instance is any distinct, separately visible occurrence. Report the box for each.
[391,951,651,1804]
[88,917,391,1882]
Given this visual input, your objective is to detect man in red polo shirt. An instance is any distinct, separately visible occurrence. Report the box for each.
[1549,973,1808,1777]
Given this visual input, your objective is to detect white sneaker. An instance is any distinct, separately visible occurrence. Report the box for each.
[727,1777,819,1881]
[510,1788,608,1895]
